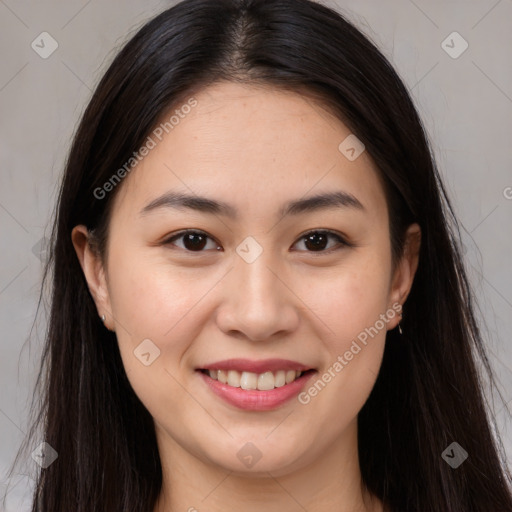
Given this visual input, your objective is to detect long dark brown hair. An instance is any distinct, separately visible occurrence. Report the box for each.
[6,0,512,510]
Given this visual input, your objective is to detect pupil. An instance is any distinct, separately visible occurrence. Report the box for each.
[184,233,207,251]
[305,233,327,251]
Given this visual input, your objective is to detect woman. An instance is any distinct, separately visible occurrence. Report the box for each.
[10,0,512,510]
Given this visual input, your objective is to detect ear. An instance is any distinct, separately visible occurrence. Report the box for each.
[71,225,114,330]
[387,223,421,330]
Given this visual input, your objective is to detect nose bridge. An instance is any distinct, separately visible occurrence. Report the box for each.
[234,235,279,295]
[235,239,284,309]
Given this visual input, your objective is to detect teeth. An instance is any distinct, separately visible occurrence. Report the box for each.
[227,370,241,387]
[205,369,305,390]
[286,370,297,384]
[241,371,258,390]
[274,370,286,387]
[257,371,274,391]
[218,369,228,384]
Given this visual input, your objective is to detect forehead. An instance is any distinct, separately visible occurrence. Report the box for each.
[111,81,387,222]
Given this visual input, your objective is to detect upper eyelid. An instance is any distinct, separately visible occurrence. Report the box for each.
[165,229,220,245]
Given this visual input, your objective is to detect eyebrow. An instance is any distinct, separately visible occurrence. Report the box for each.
[139,190,365,219]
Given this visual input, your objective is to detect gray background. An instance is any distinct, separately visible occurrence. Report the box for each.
[1,0,511,509]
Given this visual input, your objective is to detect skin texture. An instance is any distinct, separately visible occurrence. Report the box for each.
[72,82,420,512]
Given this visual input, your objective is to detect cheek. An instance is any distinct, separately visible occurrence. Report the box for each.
[105,248,211,373]
[315,251,392,346]
[300,251,391,415]
[105,252,210,428]
[109,237,219,322]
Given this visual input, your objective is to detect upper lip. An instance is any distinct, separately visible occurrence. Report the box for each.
[198,358,314,374]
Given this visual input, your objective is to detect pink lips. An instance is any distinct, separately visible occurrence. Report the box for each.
[196,359,316,411]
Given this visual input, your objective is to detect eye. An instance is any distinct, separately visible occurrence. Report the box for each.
[291,229,349,254]
[163,230,221,252]
[162,229,350,254]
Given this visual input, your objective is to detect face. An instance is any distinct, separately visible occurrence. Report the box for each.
[73,82,419,477]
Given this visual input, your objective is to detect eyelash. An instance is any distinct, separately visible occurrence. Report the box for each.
[162,229,351,255]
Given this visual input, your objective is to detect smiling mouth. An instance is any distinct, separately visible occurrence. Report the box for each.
[198,368,316,391]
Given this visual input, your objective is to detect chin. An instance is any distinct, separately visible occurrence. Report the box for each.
[203,442,307,477]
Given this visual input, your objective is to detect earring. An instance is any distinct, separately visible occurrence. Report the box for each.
[101,314,106,323]
[398,312,403,335]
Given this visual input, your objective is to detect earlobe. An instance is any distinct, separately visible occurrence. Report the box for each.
[71,225,113,327]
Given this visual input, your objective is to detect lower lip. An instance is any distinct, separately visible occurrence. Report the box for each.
[197,370,316,411]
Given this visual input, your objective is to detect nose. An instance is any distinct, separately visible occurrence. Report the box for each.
[215,250,300,342]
